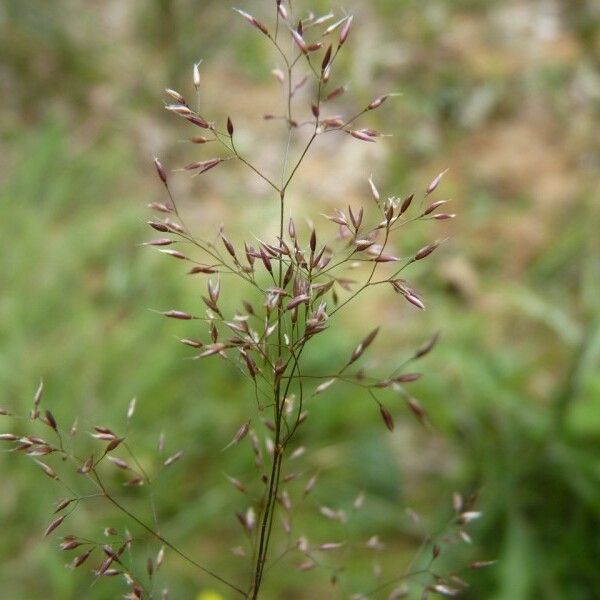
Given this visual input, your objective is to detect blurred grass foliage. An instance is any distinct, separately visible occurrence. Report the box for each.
[1,0,600,599]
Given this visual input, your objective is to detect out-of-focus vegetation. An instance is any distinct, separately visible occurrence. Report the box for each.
[1,1,599,598]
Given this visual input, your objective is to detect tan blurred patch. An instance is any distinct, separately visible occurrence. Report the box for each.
[466,119,577,205]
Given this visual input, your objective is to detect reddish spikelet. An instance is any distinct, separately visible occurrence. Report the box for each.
[71,549,94,568]
[469,560,497,570]
[406,397,427,424]
[185,158,223,173]
[221,232,236,258]
[309,227,317,252]
[355,239,374,251]
[404,293,425,310]
[43,410,57,431]
[339,15,354,45]
[106,437,124,451]
[208,278,220,303]
[34,379,44,408]
[165,88,185,104]
[350,129,376,143]
[159,249,187,260]
[108,456,130,470]
[223,421,250,451]
[415,240,440,260]
[260,248,273,274]
[148,202,172,213]
[349,328,379,364]
[323,17,347,36]
[153,157,168,185]
[291,29,308,53]
[233,8,269,36]
[379,406,395,432]
[165,104,192,115]
[400,193,414,214]
[368,175,380,202]
[163,451,184,467]
[148,220,169,233]
[189,135,210,144]
[186,115,210,129]
[44,515,65,537]
[188,266,217,275]
[395,373,422,383]
[322,44,332,71]
[415,332,440,358]
[78,455,93,474]
[271,68,285,84]
[368,95,389,110]
[165,220,186,234]
[225,474,247,493]
[144,238,173,246]
[180,338,203,348]
[326,86,346,101]
[426,168,449,195]
[423,200,448,215]
[161,310,193,320]
[373,254,399,263]
[241,350,258,379]
[35,460,58,479]
[287,294,310,311]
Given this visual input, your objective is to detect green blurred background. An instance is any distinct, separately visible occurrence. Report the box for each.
[1,0,599,598]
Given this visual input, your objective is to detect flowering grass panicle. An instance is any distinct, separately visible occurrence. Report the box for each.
[3,2,491,598]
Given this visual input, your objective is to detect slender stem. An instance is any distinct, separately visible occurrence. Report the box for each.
[229,135,281,193]
[282,133,316,192]
[250,191,286,599]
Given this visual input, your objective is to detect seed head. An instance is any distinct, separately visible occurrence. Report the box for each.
[400,193,414,214]
[154,156,167,185]
[415,240,440,261]
[44,410,57,431]
[339,15,354,45]
[193,62,202,90]
[160,310,193,320]
[233,8,269,36]
[34,379,44,408]
[322,45,332,71]
[426,168,449,195]
[350,129,376,142]
[163,450,184,467]
[165,88,185,104]
[379,405,394,432]
[291,30,308,54]
[368,95,389,110]
[44,515,66,537]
